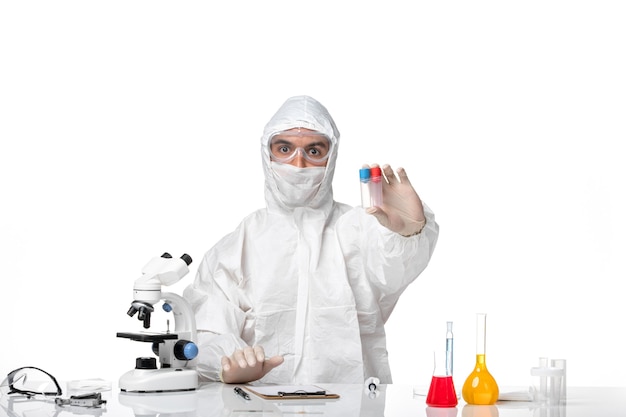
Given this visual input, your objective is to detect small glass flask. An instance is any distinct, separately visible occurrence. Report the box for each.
[426,350,458,407]
[462,313,499,405]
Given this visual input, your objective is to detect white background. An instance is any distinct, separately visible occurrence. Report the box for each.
[1,1,624,390]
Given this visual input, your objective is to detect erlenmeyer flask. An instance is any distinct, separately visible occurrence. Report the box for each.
[426,350,458,407]
[462,313,499,405]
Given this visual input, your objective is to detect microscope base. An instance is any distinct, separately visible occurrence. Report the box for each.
[119,368,198,393]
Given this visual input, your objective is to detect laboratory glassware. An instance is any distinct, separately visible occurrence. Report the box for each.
[462,313,499,405]
[446,321,454,376]
[369,166,383,207]
[359,166,383,208]
[531,357,566,404]
[360,168,371,207]
[426,350,458,407]
[426,322,458,407]
[551,358,567,400]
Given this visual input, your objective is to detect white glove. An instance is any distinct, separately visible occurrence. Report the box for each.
[365,164,426,237]
[220,345,284,384]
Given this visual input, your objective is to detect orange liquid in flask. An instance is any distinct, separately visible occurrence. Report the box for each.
[462,353,499,405]
[462,313,499,405]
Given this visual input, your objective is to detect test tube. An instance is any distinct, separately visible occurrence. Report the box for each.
[538,357,548,401]
[530,357,549,403]
[359,168,371,207]
[369,166,383,207]
[445,321,453,376]
[551,359,567,400]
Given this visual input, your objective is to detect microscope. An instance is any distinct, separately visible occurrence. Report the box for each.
[117,253,199,393]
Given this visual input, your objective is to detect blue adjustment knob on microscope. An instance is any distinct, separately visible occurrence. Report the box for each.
[174,340,198,360]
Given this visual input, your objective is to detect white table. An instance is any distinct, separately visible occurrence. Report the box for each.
[1,383,624,416]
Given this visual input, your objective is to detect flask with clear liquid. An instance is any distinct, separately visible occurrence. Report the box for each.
[462,313,499,405]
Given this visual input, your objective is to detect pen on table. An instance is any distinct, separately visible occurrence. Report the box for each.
[234,386,251,401]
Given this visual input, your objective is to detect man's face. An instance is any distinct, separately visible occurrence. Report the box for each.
[269,128,331,168]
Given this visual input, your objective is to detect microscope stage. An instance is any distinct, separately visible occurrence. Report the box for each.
[117,332,179,342]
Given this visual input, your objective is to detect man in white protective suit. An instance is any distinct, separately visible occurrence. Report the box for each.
[184,95,439,384]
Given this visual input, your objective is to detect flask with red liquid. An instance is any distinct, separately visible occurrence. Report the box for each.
[426,351,459,407]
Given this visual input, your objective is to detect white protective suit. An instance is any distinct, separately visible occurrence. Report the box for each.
[184,95,439,384]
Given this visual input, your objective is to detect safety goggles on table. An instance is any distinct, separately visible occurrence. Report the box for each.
[1,366,106,410]
[0,367,62,399]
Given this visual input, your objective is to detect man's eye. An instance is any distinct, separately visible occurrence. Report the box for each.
[279,146,290,154]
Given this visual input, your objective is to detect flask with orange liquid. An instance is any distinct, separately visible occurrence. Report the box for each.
[462,313,499,405]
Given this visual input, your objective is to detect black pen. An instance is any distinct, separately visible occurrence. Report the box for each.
[234,386,251,401]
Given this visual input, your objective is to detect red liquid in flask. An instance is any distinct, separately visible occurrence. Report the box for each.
[426,375,458,407]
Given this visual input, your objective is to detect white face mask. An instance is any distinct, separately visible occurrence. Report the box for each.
[270,162,326,208]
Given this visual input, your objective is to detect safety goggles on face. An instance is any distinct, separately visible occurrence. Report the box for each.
[269,129,332,166]
[0,367,62,398]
